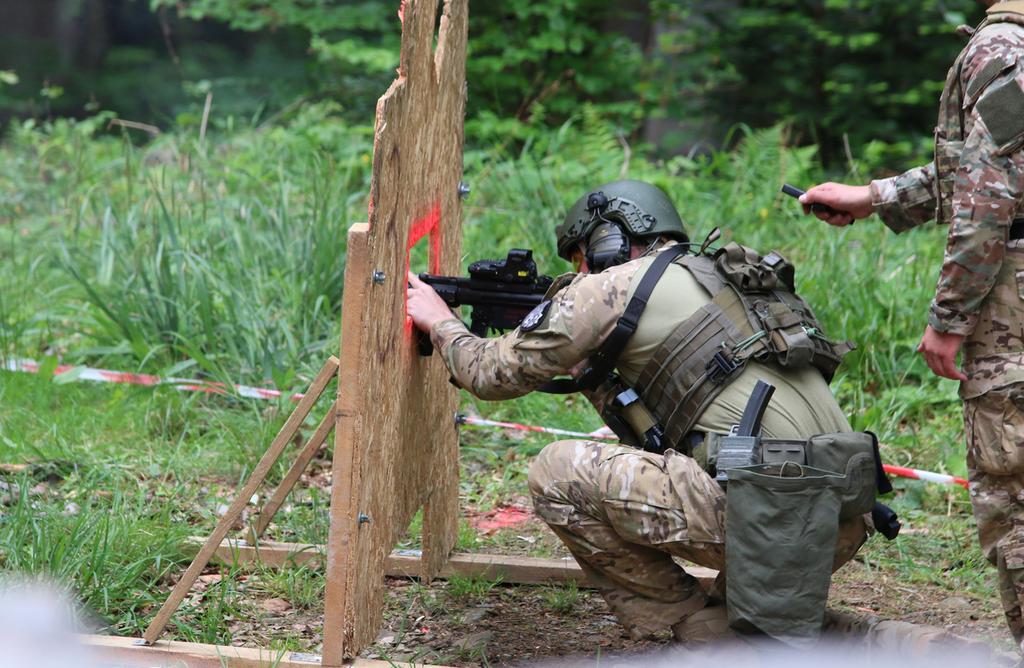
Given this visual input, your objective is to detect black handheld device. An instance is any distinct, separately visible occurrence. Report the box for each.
[781,183,846,219]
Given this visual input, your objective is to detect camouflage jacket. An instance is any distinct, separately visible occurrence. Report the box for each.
[869,10,1024,336]
[429,243,851,439]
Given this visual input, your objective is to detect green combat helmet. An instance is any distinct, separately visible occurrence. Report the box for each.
[556,180,689,271]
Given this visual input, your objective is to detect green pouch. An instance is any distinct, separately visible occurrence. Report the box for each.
[725,462,843,646]
[805,432,877,519]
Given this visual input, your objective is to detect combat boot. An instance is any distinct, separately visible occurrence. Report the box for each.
[671,603,734,645]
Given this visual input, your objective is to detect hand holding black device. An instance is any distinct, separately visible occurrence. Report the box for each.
[781,183,849,221]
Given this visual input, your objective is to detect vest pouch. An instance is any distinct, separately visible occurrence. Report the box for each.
[805,432,878,519]
[725,463,843,646]
[714,243,780,292]
[600,410,643,449]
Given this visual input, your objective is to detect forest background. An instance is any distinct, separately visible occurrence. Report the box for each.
[0,0,1005,658]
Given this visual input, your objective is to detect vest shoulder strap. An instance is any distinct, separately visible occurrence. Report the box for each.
[678,253,727,296]
[574,243,689,390]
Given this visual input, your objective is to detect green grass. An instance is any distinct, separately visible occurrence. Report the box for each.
[0,106,985,648]
[542,581,581,614]
[446,573,503,602]
[0,369,334,636]
[248,562,325,611]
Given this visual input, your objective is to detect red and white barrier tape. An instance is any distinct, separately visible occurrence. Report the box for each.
[880,464,967,490]
[3,358,304,401]
[4,357,968,489]
[456,415,616,441]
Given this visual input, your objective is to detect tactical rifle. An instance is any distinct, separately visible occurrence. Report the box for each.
[417,249,553,355]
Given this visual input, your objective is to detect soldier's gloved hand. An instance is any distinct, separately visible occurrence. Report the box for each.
[917,325,967,381]
[799,183,873,227]
[407,271,458,333]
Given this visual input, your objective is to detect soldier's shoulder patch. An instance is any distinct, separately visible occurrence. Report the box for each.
[543,272,578,299]
[520,300,553,332]
[977,71,1024,149]
[965,54,1017,102]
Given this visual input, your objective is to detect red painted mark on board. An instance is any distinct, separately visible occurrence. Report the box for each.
[405,201,442,336]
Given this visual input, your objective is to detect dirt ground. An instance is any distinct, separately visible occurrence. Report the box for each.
[203,513,1016,666]
[213,566,1012,666]
[830,560,1013,652]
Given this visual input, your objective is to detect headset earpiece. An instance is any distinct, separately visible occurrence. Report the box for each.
[584,222,631,272]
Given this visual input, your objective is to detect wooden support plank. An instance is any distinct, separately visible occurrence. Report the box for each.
[251,398,339,541]
[82,635,451,668]
[195,538,720,587]
[388,551,604,587]
[198,537,324,568]
[323,223,370,666]
[141,356,339,645]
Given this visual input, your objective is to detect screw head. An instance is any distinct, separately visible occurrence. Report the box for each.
[458,181,471,199]
[372,270,386,285]
[358,512,371,524]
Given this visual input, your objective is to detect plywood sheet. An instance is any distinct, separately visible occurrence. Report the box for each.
[322,0,468,662]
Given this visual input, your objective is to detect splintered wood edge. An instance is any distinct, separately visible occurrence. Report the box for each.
[188,537,719,586]
[81,634,452,668]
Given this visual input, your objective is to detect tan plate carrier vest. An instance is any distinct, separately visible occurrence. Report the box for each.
[598,242,853,454]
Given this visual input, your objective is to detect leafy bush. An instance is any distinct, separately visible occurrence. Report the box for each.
[657,0,980,167]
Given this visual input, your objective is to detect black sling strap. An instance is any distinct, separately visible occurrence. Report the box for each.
[540,244,689,394]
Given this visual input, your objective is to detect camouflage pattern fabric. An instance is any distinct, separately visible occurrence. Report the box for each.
[867,10,1024,648]
[528,439,870,638]
[965,384,1024,650]
[962,238,1024,399]
[869,20,1024,337]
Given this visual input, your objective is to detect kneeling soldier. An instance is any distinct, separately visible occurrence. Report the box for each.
[407,180,886,645]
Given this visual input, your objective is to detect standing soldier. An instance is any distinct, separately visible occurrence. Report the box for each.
[800,0,1024,650]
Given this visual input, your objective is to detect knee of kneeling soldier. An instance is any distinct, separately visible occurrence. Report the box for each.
[527,439,604,498]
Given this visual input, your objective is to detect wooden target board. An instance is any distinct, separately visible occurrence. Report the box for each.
[322,0,468,663]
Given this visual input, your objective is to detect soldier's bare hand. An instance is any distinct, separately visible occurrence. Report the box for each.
[799,183,873,226]
[407,271,456,332]
[916,325,967,381]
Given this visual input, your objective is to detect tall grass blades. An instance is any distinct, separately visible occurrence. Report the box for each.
[55,111,372,387]
[0,470,191,636]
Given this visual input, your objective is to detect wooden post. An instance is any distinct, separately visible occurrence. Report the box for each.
[322,224,371,666]
[141,357,339,645]
[137,0,470,660]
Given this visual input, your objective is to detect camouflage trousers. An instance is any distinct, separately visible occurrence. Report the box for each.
[964,384,1024,651]
[527,439,871,638]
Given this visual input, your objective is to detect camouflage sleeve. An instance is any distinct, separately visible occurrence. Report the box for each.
[869,163,938,234]
[930,61,1024,335]
[428,267,636,400]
